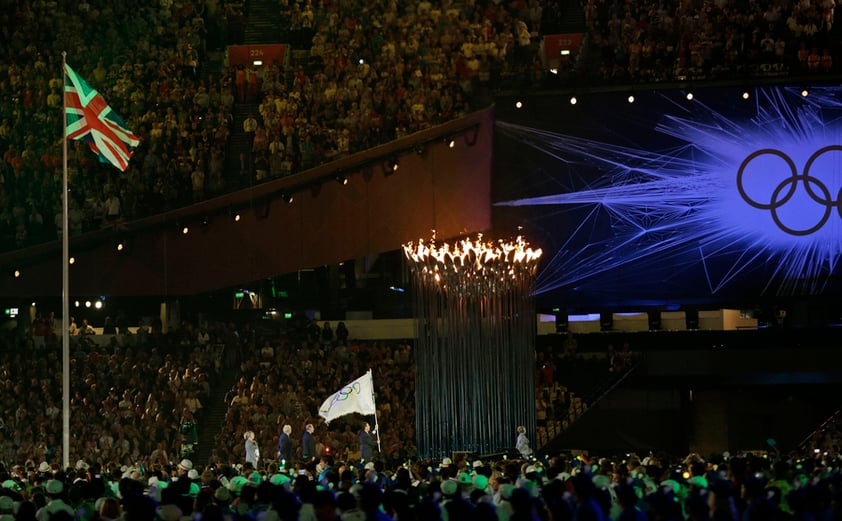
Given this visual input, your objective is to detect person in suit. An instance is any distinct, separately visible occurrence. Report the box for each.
[277,424,293,467]
[301,423,316,466]
[359,422,379,463]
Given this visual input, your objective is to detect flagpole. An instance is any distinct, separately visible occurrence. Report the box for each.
[369,368,381,453]
[61,51,71,470]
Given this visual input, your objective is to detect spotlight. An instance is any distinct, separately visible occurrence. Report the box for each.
[182,225,189,235]
[741,90,750,100]
[13,269,20,278]
[116,241,125,252]
[85,300,91,308]
[335,175,348,185]
[94,301,103,310]
[69,256,76,265]
[549,68,558,75]
[627,94,635,104]
[74,301,80,308]
[515,101,523,109]
[234,213,241,222]
[570,95,577,105]
[801,88,810,97]
[384,157,399,175]
[448,138,455,149]
[685,91,694,101]
[282,193,294,204]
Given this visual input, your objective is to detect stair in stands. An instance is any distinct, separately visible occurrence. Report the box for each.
[244,0,285,45]
[542,0,586,34]
[536,359,640,453]
[193,358,240,466]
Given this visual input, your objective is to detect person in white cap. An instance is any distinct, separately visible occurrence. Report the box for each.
[178,459,193,473]
[170,459,194,497]
[36,479,74,521]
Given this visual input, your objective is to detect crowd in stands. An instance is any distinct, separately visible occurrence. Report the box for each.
[0,0,237,252]
[3,0,842,254]
[236,0,531,181]
[0,314,224,468]
[211,321,417,467]
[0,313,418,470]
[583,0,841,82]
[1,307,842,520]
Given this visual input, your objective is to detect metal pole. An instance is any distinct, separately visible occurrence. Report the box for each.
[61,51,71,470]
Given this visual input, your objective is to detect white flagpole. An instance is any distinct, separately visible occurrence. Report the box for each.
[369,368,381,453]
[61,51,71,470]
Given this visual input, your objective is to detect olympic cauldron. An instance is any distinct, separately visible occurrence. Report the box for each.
[403,234,542,458]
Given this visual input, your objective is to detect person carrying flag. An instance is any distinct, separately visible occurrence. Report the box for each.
[359,422,379,463]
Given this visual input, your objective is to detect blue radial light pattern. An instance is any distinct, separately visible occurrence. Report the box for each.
[496,86,842,299]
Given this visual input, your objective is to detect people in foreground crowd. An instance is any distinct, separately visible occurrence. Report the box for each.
[0,447,832,521]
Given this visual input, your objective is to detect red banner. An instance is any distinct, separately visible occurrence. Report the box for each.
[227,44,287,67]
[543,34,584,65]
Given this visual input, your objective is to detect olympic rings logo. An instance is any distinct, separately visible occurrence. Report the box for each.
[331,382,362,404]
[737,145,842,236]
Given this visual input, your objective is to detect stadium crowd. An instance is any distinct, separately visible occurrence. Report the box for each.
[0,316,224,468]
[212,327,417,466]
[3,0,842,253]
[0,311,838,520]
[3,0,842,515]
[584,0,840,82]
[0,432,836,520]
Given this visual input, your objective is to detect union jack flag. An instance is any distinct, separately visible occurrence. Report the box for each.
[64,63,140,171]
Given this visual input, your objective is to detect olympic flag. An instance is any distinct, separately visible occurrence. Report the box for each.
[318,370,376,424]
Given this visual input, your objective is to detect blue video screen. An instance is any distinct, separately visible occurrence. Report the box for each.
[494,85,842,308]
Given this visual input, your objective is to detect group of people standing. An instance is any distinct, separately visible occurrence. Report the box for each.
[244,422,371,470]
[242,420,533,471]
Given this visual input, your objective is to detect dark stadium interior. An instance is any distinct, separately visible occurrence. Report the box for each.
[4,0,842,518]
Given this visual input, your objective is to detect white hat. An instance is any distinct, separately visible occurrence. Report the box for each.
[46,479,63,495]
[188,469,199,480]
[38,462,50,473]
[178,459,193,471]
[440,457,452,468]
[441,479,459,496]
[75,460,89,471]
